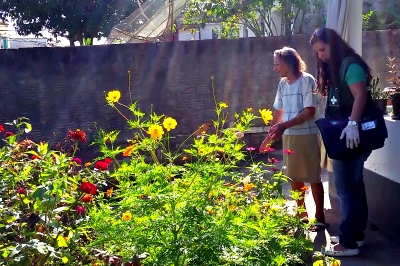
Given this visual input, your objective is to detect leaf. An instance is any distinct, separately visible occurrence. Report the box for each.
[53,206,69,213]
[24,122,32,133]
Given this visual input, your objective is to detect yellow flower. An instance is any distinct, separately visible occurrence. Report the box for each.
[313,261,324,266]
[243,183,256,191]
[198,148,206,155]
[331,260,341,266]
[84,162,91,167]
[259,109,273,125]
[219,102,228,109]
[106,90,121,103]
[122,211,132,221]
[162,117,177,131]
[147,124,164,140]
[247,107,253,112]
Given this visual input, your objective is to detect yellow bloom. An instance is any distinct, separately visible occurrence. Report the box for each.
[243,183,256,191]
[313,261,324,266]
[147,124,164,140]
[122,211,132,221]
[84,162,91,167]
[259,109,273,125]
[198,148,206,155]
[219,102,228,109]
[162,117,177,132]
[106,90,121,103]
[247,107,253,112]
[331,260,341,266]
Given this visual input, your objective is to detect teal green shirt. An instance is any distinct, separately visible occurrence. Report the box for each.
[345,63,366,86]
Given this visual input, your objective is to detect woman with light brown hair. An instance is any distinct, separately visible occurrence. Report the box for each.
[259,46,327,232]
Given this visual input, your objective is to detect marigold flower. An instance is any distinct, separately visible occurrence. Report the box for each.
[0,125,3,132]
[243,183,256,191]
[84,162,91,167]
[75,205,86,215]
[147,124,164,140]
[284,149,295,155]
[81,194,94,203]
[17,187,26,194]
[71,157,82,165]
[80,181,98,195]
[219,102,228,109]
[198,148,205,155]
[162,117,178,132]
[4,132,14,138]
[300,186,309,191]
[122,145,136,157]
[106,187,113,198]
[95,161,108,171]
[122,211,132,221]
[247,107,253,112]
[106,90,121,103]
[182,156,188,161]
[259,109,273,125]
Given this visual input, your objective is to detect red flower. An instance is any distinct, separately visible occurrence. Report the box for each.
[270,167,280,172]
[284,149,295,155]
[75,205,86,215]
[71,157,82,165]
[31,155,41,160]
[0,125,4,133]
[4,132,13,138]
[67,129,86,142]
[268,158,280,164]
[261,147,275,153]
[80,182,97,195]
[95,161,108,171]
[17,187,26,194]
[81,195,94,203]
[104,158,113,164]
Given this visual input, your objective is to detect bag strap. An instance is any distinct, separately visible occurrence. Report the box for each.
[339,56,372,98]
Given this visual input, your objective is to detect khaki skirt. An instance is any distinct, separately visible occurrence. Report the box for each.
[282,133,321,183]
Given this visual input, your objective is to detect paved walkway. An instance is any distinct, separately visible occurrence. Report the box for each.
[249,151,400,266]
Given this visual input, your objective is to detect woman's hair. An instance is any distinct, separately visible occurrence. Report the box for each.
[310,28,372,96]
[273,46,307,75]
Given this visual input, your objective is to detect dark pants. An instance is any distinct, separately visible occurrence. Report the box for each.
[332,151,371,249]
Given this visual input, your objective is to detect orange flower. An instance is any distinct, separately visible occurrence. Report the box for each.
[300,186,309,191]
[106,187,113,198]
[243,183,256,191]
[123,145,136,157]
[182,156,188,161]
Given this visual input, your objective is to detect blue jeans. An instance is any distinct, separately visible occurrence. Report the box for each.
[332,151,371,249]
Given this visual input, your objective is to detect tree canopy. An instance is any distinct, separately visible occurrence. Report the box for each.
[0,0,141,45]
[182,0,325,39]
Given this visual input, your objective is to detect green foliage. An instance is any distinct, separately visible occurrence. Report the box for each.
[0,0,139,45]
[0,76,314,265]
[182,0,325,39]
[370,75,389,100]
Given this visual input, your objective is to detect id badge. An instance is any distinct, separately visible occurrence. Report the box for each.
[361,120,376,131]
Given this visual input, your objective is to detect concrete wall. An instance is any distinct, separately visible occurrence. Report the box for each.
[0,30,399,148]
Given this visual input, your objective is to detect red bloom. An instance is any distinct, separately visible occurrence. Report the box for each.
[17,187,26,194]
[67,129,86,142]
[284,149,295,155]
[31,155,41,160]
[270,167,280,172]
[261,147,275,153]
[268,158,280,164]
[95,161,108,171]
[0,125,4,133]
[71,157,82,165]
[81,194,94,203]
[75,205,86,215]
[4,132,13,138]
[80,182,97,195]
[104,158,113,164]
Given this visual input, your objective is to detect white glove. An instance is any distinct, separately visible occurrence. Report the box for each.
[340,123,360,149]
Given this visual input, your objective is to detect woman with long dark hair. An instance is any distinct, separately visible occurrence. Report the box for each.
[310,28,371,257]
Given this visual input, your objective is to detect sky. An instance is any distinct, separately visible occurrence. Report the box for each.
[4,17,106,46]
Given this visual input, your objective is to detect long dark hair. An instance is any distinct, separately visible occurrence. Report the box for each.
[310,28,372,96]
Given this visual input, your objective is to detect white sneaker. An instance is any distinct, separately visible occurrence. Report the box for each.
[330,236,365,248]
[323,245,360,257]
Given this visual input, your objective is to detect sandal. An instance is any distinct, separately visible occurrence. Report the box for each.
[309,222,330,232]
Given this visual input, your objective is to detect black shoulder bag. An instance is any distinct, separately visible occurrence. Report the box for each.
[315,57,388,160]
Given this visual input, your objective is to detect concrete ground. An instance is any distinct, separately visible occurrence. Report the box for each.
[248,150,400,266]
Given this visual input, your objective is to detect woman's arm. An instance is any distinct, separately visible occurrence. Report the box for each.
[349,82,367,122]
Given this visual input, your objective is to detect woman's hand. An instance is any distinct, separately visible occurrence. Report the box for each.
[268,123,287,141]
[259,135,273,153]
[340,123,360,149]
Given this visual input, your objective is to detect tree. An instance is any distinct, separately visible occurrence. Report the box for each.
[0,0,140,46]
[182,0,325,39]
